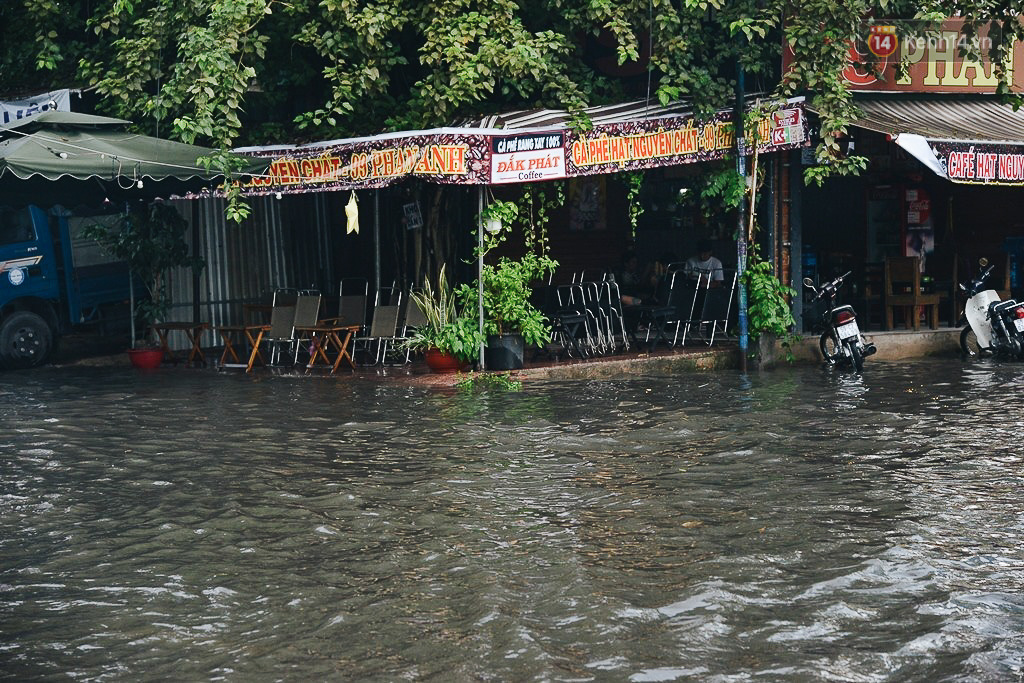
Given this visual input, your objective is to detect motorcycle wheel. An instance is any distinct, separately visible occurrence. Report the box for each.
[848,340,864,373]
[819,332,841,365]
[959,326,991,358]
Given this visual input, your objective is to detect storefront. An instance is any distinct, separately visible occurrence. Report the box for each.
[795,19,1024,332]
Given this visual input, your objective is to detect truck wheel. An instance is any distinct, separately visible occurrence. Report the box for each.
[0,312,53,369]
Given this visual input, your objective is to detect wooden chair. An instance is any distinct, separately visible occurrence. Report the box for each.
[884,256,940,330]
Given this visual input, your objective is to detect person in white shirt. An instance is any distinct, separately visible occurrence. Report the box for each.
[684,239,724,288]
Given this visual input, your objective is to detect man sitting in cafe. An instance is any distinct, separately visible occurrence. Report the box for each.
[683,239,724,288]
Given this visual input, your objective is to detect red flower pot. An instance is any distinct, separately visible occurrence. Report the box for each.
[128,348,164,369]
[424,348,469,373]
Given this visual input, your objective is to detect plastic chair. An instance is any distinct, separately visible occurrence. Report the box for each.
[353,293,403,365]
[247,289,298,369]
[330,278,369,333]
[290,291,323,363]
[396,294,429,363]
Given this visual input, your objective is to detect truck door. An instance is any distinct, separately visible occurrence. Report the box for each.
[0,205,60,306]
[58,212,134,330]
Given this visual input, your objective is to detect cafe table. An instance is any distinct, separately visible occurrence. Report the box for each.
[293,324,361,374]
[150,321,209,367]
[215,324,266,367]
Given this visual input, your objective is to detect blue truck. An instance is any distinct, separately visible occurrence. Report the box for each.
[0,204,133,369]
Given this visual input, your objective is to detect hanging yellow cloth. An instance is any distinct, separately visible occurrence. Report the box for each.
[345,191,359,234]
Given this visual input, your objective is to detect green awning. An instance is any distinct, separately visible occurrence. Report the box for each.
[0,111,267,182]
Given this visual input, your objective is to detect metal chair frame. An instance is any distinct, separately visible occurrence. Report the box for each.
[600,279,631,352]
[290,290,323,364]
[353,291,403,366]
[261,288,299,366]
[681,270,737,346]
[556,283,600,356]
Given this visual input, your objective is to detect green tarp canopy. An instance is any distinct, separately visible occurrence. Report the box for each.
[0,111,267,183]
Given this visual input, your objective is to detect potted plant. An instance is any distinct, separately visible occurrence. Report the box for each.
[479,199,518,235]
[456,217,558,370]
[81,202,204,365]
[402,265,484,372]
[742,248,799,367]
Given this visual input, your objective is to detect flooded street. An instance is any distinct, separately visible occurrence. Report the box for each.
[2,359,1024,681]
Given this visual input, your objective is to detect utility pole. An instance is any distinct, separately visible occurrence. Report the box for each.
[735,64,749,373]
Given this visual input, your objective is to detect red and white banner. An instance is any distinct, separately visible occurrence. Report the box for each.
[230,103,807,197]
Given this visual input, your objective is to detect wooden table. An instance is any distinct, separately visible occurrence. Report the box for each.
[150,322,209,367]
[215,324,265,367]
[293,324,361,374]
[245,324,272,373]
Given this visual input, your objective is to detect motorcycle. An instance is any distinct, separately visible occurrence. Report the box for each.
[804,271,877,372]
[959,257,1024,359]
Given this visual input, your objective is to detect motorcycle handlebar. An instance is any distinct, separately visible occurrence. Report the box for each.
[811,271,852,301]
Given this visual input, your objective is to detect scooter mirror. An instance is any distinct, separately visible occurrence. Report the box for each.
[979,257,989,267]
[802,277,814,288]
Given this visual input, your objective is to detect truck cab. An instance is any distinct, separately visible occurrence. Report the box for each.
[0,204,133,369]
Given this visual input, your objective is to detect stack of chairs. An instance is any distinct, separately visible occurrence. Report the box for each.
[556,283,600,357]
[600,278,631,353]
[681,270,738,346]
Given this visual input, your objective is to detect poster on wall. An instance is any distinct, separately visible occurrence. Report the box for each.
[568,177,606,231]
[904,187,934,262]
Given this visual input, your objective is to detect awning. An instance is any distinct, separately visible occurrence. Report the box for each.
[232,97,809,197]
[0,111,268,183]
[848,97,1024,186]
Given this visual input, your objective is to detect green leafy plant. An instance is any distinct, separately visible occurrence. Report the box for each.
[741,249,800,361]
[479,199,519,233]
[457,207,558,348]
[515,182,563,255]
[622,171,645,238]
[81,202,204,346]
[455,372,522,392]
[401,265,484,364]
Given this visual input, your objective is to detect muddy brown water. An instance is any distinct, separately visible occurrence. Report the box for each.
[2,358,1023,680]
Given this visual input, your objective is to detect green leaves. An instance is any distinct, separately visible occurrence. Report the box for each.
[403,265,484,363]
[740,249,799,358]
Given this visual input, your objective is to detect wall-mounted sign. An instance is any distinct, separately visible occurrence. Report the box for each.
[490,133,566,184]
[783,19,1024,94]
[403,202,423,230]
[233,104,807,196]
[931,141,1024,185]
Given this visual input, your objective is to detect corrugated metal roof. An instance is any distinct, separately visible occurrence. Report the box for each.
[460,93,779,129]
[850,97,1024,143]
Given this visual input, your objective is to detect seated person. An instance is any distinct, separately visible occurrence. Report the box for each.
[684,239,724,288]
[616,250,658,306]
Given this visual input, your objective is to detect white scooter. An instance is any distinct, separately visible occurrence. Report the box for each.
[959,258,1024,359]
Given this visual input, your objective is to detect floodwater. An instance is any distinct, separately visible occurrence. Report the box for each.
[2,359,1024,681]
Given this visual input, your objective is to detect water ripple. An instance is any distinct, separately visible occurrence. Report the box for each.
[2,360,1024,680]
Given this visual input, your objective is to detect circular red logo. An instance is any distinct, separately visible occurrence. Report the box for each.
[868,26,898,58]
